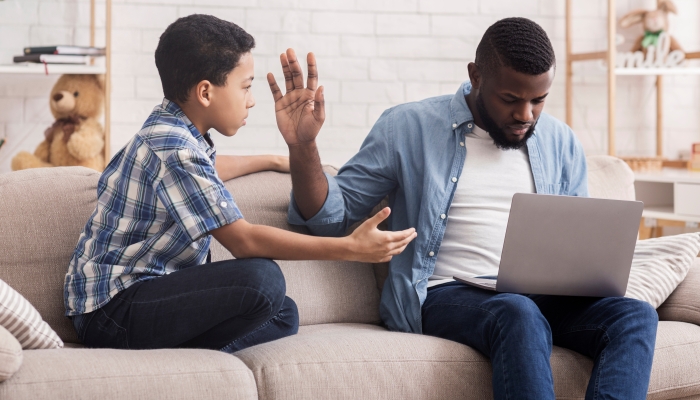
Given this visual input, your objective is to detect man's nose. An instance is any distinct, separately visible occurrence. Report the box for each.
[513,102,533,123]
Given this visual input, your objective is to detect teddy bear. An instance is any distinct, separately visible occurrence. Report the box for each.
[619,0,682,53]
[11,74,105,172]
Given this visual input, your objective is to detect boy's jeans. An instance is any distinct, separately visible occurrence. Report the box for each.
[422,281,658,400]
[72,258,299,353]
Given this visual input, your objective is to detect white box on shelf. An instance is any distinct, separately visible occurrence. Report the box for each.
[675,183,700,217]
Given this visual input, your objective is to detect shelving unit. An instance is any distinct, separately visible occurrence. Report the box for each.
[565,0,700,158]
[0,0,112,161]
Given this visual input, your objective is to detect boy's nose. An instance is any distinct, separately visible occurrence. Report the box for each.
[247,92,256,108]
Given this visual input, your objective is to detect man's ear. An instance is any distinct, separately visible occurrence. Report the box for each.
[193,80,213,107]
[467,62,481,91]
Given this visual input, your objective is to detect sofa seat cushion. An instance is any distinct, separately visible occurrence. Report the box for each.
[0,347,257,400]
[235,321,700,400]
[211,169,381,326]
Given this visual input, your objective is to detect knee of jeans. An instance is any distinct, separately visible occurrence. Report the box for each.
[280,296,300,336]
[612,298,658,335]
[248,258,287,317]
[490,295,550,333]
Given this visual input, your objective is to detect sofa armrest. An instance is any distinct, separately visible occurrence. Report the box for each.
[657,258,700,325]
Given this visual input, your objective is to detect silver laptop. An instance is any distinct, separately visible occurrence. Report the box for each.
[453,193,643,297]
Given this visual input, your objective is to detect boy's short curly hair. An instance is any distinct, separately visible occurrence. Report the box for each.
[155,14,255,104]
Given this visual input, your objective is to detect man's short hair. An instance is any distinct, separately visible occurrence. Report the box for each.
[155,14,255,104]
[475,17,555,77]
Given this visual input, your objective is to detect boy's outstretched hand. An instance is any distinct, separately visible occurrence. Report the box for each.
[267,49,325,147]
[347,207,417,263]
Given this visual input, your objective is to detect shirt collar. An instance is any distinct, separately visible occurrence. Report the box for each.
[449,81,475,132]
[162,98,216,158]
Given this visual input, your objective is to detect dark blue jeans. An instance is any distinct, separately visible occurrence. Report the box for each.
[422,282,658,400]
[72,258,299,353]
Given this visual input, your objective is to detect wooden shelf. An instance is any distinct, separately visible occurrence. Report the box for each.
[641,206,700,223]
[0,0,112,163]
[565,0,700,158]
[0,64,106,75]
[635,168,700,184]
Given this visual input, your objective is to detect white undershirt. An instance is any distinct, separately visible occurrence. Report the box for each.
[428,125,535,287]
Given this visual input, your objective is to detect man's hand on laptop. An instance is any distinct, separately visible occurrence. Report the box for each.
[267,48,325,147]
[346,207,417,263]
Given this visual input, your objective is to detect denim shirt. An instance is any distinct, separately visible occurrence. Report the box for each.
[288,81,588,334]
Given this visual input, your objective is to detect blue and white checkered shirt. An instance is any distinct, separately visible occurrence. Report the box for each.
[64,99,242,316]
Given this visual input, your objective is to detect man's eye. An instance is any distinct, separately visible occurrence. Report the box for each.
[502,98,516,104]
[532,99,545,105]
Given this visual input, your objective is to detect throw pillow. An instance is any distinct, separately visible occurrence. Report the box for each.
[0,325,22,382]
[0,279,63,349]
[625,233,700,308]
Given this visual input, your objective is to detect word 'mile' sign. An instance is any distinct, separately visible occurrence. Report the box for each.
[617,32,685,68]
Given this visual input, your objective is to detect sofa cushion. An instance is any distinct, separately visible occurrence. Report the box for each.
[211,168,381,326]
[0,347,257,400]
[235,321,700,400]
[627,234,700,308]
[0,167,100,344]
[658,258,700,325]
[586,155,636,201]
[0,325,22,383]
[0,278,63,349]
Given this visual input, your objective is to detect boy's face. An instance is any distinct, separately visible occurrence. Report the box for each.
[209,52,256,136]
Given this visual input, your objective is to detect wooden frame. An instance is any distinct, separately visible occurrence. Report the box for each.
[565,0,700,158]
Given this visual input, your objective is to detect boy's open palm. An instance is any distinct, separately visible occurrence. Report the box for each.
[348,208,417,263]
[267,49,325,146]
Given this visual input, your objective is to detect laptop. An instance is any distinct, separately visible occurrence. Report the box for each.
[453,193,643,297]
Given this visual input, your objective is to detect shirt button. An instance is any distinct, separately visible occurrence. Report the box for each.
[440,214,446,219]
[451,177,457,183]
[467,123,473,129]
[220,201,228,208]
[452,123,457,129]
[429,251,435,257]
[459,142,464,147]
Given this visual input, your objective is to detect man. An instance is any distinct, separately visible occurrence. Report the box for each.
[270,17,658,399]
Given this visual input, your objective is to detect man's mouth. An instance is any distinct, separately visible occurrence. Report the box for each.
[507,125,531,136]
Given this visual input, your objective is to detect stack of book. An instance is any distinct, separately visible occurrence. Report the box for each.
[691,143,700,172]
[13,46,105,65]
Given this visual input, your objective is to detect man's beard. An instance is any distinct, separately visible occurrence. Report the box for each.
[475,94,536,150]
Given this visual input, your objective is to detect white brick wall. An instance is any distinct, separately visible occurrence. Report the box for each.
[1,0,699,174]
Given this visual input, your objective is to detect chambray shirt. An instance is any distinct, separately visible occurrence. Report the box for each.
[288,81,588,334]
[64,99,242,316]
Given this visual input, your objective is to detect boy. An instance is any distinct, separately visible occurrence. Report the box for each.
[64,14,416,352]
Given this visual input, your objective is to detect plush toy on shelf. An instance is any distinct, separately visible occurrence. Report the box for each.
[619,0,682,53]
[11,74,105,172]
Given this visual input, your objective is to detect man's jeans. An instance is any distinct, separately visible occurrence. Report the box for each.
[422,282,658,400]
[72,258,299,353]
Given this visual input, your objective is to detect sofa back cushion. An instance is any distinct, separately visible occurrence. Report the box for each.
[586,155,636,201]
[211,167,381,326]
[0,167,100,343]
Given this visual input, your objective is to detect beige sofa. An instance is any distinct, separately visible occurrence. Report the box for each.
[0,155,699,399]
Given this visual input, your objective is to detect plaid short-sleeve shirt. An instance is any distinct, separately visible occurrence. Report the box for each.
[64,99,242,316]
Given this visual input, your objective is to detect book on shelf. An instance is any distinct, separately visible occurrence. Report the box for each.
[13,54,90,64]
[23,46,105,56]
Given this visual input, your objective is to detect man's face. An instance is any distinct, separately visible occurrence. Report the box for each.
[209,52,256,137]
[472,64,554,150]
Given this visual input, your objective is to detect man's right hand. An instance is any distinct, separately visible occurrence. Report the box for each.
[345,207,417,263]
[267,48,325,147]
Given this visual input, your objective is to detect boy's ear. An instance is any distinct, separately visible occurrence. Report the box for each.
[193,80,213,107]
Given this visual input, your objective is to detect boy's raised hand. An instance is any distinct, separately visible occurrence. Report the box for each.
[347,207,418,263]
[267,49,325,147]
